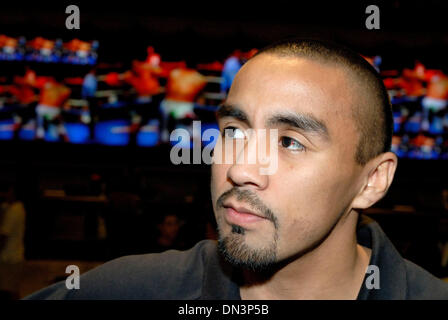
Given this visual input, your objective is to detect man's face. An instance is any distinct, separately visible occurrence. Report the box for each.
[159,215,181,240]
[210,54,366,271]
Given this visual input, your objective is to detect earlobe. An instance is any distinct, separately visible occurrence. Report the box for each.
[352,152,398,210]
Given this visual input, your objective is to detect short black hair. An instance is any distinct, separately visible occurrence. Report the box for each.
[255,38,393,165]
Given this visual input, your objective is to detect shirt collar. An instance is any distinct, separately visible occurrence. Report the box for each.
[356,214,408,299]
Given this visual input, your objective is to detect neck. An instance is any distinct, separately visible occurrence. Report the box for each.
[239,211,371,300]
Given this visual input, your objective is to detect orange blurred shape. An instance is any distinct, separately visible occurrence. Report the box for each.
[0,35,19,48]
[34,76,55,90]
[398,78,425,97]
[126,65,160,96]
[412,134,427,147]
[24,69,37,85]
[78,42,91,53]
[39,82,71,107]
[0,34,8,47]
[64,38,91,52]
[5,37,18,48]
[28,37,47,50]
[423,137,435,147]
[383,77,398,89]
[392,135,401,145]
[42,39,55,49]
[9,85,36,104]
[159,61,187,78]
[165,68,207,102]
[423,69,444,82]
[104,72,121,86]
[426,75,448,100]
[65,38,82,51]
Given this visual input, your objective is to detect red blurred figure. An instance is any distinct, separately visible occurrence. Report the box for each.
[0,35,18,54]
[35,78,71,140]
[160,67,207,142]
[159,61,187,78]
[124,60,161,99]
[104,72,122,87]
[9,67,38,106]
[123,48,163,140]
[165,68,207,103]
[426,75,448,100]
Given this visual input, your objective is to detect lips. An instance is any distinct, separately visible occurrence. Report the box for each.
[223,202,268,225]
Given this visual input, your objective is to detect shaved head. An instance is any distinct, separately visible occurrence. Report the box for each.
[254,38,393,165]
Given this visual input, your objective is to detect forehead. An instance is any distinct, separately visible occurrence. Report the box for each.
[227,54,354,128]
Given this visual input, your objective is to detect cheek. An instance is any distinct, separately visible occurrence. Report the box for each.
[268,160,332,211]
[269,158,354,234]
[280,215,313,247]
[280,152,354,205]
[210,163,230,201]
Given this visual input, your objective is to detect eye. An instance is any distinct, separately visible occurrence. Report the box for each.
[222,126,246,139]
[280,136,305,152]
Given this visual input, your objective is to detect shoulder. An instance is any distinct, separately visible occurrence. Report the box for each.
[25,240,218,300]
[404,259,448,299]
[98,239,214,277]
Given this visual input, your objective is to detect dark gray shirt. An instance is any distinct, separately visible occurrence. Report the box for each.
[25,215,448,300]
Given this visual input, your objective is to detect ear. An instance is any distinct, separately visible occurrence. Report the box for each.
[351,152,398,210]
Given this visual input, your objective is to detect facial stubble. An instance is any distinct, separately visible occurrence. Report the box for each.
[215,188,280,272]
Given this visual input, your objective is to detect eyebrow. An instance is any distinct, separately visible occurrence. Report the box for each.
[266,112,330,141]
[216,104,250,125]
[216,103,330,141]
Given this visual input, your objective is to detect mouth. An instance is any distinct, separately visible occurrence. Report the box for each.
[222,201,269,226]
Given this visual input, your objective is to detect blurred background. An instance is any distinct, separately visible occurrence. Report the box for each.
[0,1,448,299]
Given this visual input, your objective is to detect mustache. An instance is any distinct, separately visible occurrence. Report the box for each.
[216,187,279,229]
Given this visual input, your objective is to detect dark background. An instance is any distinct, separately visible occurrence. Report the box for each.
[0,0,447,280]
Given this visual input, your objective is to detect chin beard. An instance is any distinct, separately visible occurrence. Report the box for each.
[217,224,278,272]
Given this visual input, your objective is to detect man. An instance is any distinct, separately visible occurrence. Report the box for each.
[25,39,448,299]
[35,77,71,141]
[123,59,162,145]
[150,213,186,253]
[159,67,207,142]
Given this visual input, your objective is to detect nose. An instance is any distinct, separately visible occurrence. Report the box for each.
[226,133,269,190]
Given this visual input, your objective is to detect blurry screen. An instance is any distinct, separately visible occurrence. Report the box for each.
[0,2,447,302]
[0,35,447,159]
